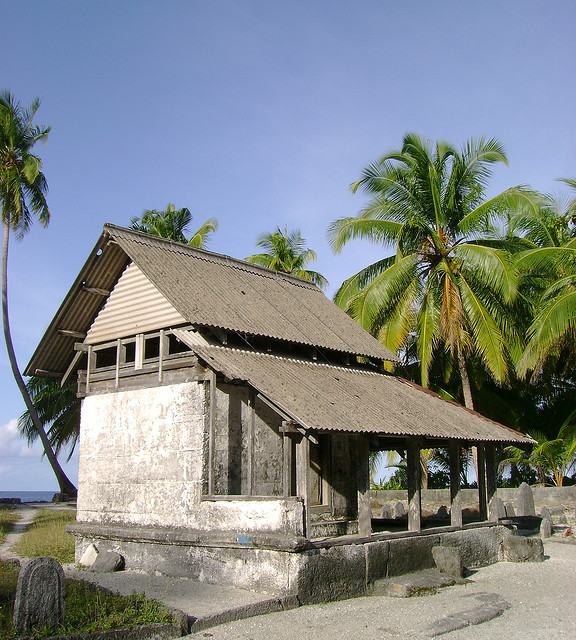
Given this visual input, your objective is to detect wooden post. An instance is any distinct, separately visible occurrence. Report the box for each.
[85,345,95,394]
[296,435,311,537]
[477,443,488,521]
[283,432,293,497]
[135,333,144,370]
[449,441,463,528]
[247,391,255,496]
[207,370,216,495]
[407,439,422,532]
[485,443,497,508]
[158,329,168,383]
[356,435,372,537]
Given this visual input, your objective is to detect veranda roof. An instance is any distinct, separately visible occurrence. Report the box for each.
[192,344,532,444]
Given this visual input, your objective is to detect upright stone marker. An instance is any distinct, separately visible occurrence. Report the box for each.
[515,482,536,517]
[14,557,65,635]
[488,496,506,522]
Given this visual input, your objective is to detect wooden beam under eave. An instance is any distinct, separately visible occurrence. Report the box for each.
[34,369,62,378]
[58,329,86,339]
[82,286,110,296]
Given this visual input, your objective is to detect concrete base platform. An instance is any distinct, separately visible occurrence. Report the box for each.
[65,568,298,632]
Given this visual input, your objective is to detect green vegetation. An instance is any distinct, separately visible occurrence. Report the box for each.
[0,509,19,544]
[12,509,76,564]
[0,561,175,639]
[246,226,328,289]
[130,202,218,249]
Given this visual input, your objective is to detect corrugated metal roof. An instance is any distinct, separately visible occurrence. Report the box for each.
[107,225,396,361]
[25,225,396,376]
[192,344,532,444]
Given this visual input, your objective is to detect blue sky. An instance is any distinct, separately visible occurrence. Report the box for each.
[0,1,574,490]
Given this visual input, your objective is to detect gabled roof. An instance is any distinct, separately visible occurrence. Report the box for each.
[25,224,397,376]
[191,344,532,444]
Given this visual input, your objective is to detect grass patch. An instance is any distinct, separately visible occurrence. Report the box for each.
[0,508,19,545]
[12,510,76,564]
[0,561,175,639]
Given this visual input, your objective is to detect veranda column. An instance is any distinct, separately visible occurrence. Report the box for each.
[449,440,463,528]
[356,435,372,537]
[296,435,311,537]
[406,439,422,532]
[476,443,488,521]
[485,443,497,508]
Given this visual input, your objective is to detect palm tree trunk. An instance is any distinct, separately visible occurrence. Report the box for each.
[458,351,480,485]
[2,222,77,496]
[458,352,474,410]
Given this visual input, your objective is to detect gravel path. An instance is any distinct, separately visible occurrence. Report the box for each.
[199,539,576,640]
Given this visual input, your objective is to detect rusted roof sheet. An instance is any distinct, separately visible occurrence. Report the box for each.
[192,344,532,444]
[25,225,396,376]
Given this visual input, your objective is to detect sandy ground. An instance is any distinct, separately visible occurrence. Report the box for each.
[198,539,576,640]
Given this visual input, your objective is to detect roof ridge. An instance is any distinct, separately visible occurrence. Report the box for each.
[103,223,321,290]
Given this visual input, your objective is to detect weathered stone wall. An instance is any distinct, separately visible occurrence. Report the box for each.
[371,486,576,520]
[77,382,302,535]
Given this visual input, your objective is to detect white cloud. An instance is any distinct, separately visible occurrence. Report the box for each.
[0,418,41,460]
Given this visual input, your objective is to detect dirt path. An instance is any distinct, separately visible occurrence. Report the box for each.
[0,506,37,561]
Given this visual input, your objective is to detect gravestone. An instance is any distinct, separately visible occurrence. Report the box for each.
[380,504,393,519]
[436,505,449,520]
[501,536,544,562]
[393,501,406,519]
[540,506,552,522]
[516,482,536,517]
[540,517,552,538]
[504,502,516,517]
[488,496,506,522]
[13,557,65,635]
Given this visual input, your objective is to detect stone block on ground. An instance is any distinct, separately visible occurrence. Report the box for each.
[516,482,536,517]
[432,545,464,577]
[373,569,460,598]
[90,550,125,573]
[79,543,99,567]
[540,518,552,538]
[501,536,544,562]
[13,557,65,635]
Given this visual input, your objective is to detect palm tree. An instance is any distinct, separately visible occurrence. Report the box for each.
[18,376,80,460]
[0,91,77,496]
[130,203,218,249]
[515,179,576,376]
[329,133,540,409]
[246,226,328,289]
[500,412,576,486]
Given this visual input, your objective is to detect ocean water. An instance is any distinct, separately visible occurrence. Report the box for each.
[0,491,55,503]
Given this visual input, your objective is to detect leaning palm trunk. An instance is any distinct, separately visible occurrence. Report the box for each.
[2,222,77,496]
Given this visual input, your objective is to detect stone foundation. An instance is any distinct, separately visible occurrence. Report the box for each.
[69,523,512,601]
